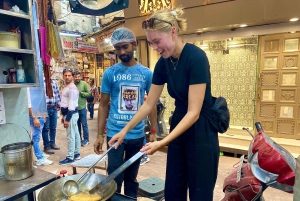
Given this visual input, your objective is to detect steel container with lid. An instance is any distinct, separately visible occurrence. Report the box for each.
[1,142,34,181]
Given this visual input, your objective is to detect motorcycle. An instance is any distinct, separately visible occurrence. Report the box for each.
[221,122,296,201]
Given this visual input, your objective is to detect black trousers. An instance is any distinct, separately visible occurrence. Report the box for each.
[107,136,144,198]
[165,109,220,201]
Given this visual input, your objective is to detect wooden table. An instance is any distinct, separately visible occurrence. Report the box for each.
[0,168,58,201]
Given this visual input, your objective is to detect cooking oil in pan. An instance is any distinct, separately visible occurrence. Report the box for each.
[60,192,101,201]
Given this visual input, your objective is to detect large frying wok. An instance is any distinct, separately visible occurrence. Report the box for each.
[38,173,117,201]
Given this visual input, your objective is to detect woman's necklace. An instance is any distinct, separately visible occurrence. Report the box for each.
[170,42,185,70]
[170,57,180,70]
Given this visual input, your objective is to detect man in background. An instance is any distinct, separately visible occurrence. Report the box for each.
[59,68,81,165]
[28,88,53,166]
[42,65,61,155]
[87,78,99,120]
[74,71,91,147]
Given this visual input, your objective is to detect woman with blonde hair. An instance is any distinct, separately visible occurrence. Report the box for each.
[108,7,219,201]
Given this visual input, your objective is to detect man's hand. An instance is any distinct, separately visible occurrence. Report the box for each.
[64,121,70,128]
[94,135,105,154]
[61,117,64,124]
[149,132,157,142]
[108,131,126,149]
[140,141,163,155]
[33,118,40,128]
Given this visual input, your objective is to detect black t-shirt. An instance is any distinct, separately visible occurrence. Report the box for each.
[152,43,213,111]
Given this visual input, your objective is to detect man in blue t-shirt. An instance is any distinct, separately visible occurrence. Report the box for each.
[93,27,157,198]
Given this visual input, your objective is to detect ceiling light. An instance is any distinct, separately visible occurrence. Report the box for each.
[239,24,247,28]
[59,32,82,37]
[290,31,296,33]
[289,18,299,22]
[196,29,203,33]
[90,37,95,40]
[104,38,110,43]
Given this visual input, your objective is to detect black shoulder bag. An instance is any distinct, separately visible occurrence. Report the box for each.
[164,59,230,133]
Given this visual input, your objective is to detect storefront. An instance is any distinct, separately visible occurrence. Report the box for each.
[53,35,98,88]
[90,21,124,87]
[124,0,300,139]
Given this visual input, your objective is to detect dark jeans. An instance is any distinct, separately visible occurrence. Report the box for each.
[42,108,58,148]
[165,109,220,201]
[107,136,144,198]
[87,103,95,119]
[77,108,89,141]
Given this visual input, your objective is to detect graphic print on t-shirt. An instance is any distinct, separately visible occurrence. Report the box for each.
[119,85,140,114]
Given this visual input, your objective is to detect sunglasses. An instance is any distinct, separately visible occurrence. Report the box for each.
[63,68,73,73]
[142,18,173,29]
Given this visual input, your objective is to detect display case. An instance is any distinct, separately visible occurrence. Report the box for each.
[0,0,38,88]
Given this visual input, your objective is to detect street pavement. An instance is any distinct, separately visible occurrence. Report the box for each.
[36,107,294,201]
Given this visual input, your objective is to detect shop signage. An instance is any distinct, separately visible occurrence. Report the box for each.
[138,0,172,16]
[74,41,98,53]
[61,35,75,49]
[103,60,111,67]
[95,24,124,53]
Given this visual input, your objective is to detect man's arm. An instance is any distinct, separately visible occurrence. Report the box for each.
[80,82,91,98]
[94,93,110,154]
[28,108,40,128]
[148,102,157,142]
[93,87,100,104]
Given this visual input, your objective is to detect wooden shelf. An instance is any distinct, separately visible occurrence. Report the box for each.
[0,9,30,19]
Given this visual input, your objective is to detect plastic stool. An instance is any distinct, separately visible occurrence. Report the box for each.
[70,154,107,174]
[138,177,165,201]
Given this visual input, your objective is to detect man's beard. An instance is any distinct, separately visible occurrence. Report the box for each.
[119,54,133,63]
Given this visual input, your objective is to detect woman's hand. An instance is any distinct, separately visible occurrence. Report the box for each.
[108,131,126,148]
[140,141,163,155]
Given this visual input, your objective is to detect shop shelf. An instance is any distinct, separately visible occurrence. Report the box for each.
[0,83,38,88]
[0,9,30,19]
[0,47,34,54]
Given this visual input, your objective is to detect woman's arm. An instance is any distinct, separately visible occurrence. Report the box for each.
[141,83,206,154]
[108,84,164,148]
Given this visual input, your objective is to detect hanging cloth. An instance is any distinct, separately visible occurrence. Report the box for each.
[47,21,59,60]
[30,0,48,117]
[53,24,64,60]
[39,26,51,66]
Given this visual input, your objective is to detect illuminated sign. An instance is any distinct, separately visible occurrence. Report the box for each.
[94,24,124,53]
[138,0,172,16]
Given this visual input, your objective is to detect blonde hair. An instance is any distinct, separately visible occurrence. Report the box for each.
[147,6,187,33]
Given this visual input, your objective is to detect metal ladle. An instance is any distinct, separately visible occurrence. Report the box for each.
[62,143,116,197]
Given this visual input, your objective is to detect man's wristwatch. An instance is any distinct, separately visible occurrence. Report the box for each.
[97,133,104,138]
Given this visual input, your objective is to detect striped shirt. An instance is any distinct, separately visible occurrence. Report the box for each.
[44,79,61,108]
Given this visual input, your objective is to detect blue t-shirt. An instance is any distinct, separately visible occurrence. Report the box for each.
[101,62,153,139]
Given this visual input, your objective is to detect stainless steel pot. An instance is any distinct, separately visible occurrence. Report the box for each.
[0,142,34,181]
[38,173,117,201]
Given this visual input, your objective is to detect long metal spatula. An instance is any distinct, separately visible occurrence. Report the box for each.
[62,143,116,197]
[89,151,144,195]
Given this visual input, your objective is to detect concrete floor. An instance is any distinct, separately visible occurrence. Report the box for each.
[36,108,294,201]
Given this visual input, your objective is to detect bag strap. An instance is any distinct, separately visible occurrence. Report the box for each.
[164,59,187,105]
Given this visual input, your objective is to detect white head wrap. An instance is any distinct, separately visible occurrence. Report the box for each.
[110,27,136,46]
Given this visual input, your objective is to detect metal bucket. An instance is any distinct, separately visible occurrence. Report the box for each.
[0,142,34,180]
